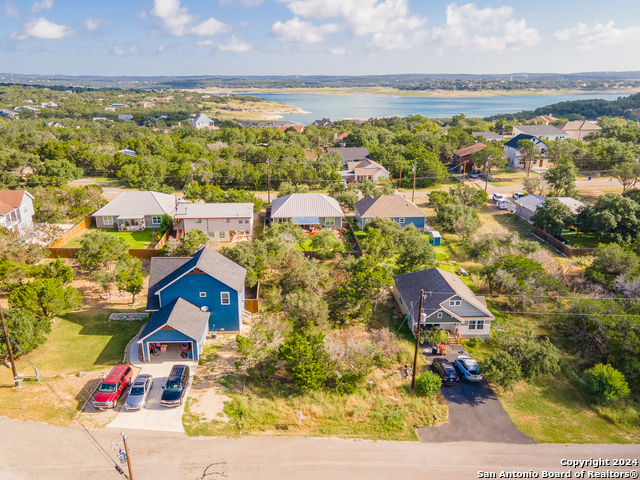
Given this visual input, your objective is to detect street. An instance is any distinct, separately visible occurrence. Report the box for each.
[0,417,637,480]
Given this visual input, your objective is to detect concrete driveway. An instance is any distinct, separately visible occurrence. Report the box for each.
[105,341,197,433]
[418,347,536,444]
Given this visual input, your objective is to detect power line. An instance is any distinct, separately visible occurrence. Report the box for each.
[8,337,129,479]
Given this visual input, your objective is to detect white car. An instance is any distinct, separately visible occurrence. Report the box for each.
[512,192,525,199]
[492,193,505,202]
[455,356,483,382]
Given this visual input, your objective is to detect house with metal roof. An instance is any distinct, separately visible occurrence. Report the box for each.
[92,191,179,231]
[355,195,426,230]
[514,194,585,221]
[0,109,19,119]
[270,193,344,229]
[174,203,254,242]
[0,190,35,238]
[141,247,247,362]
[327,147,370,162]
[472,132,503,142]
[117,114,133,121]
[191,114,218,130]
[393,268,494,340]
[117,148,137,157]
[511,125,568,141]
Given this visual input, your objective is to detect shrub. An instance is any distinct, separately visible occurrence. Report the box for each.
[415,371,442,397]
[480,351,522,390]
[583,364,630,403]
[278,332,328,391]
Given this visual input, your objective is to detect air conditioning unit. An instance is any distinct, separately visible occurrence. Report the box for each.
[201,306,209,312]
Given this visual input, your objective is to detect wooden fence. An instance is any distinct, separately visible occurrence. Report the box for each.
[342,220,363,258]
[532,227,594,257]
[48,216,94,248]
[244,279,260,313]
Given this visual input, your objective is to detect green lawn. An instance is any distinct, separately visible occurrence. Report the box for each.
[64,228,158,249]
[295,238,352,252]
[561,231,604,249]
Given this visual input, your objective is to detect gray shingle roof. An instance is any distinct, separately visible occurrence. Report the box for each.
[555,197,585,214]
[327,147,370,161]
[512,125,567,137]
[146,247,247,311]
[394,268,493,320]
[174,203,253,219]
[514,194,545,212]
[138,298,210,343]
[355,195,426,219]
[271,193,344,219]
[93,191,178,217]
[504,134,540,149]
[472,132,503,141]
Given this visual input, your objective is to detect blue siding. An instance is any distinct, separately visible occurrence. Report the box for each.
[158,272,242,332]
[361,216,425,229]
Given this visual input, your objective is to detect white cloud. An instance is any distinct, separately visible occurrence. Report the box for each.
[330,46,346,55]
[11,17,73,40]
[431,3,540,51]
[3,1,19,19]
[270,17,341,44]
[149,0,230,36]
[83,17,113,31]
[554,21,640,51]
[30,0,53,12]
[219,0,267,5]
[196,35,253,51]
[278,0,427,50]
[109,43,139,56]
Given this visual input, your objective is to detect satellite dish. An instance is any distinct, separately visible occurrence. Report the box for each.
[201,306,209,312]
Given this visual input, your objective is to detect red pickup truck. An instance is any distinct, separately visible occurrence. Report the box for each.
[92,365,133,409]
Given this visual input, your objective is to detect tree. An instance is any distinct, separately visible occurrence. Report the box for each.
[436,203,480,233]
[278,332,328,391]
[543,157,578,197]
[92,269,116,298]
[115,255,144,304]
[9,278,81,319]
[453,207,482,241]
[34,259,75,286]
[157,214,173,237]
[583,364,630,403]
[310,229,341,259]
[480,351,522,390]
[523,176,546,195]
[179,230,209,256]
[0,308,51,357]
[277,181,310,197]
[328,182,359,211]
[76,230,129,270]
[509,335,561,381]
[282,291,329,328]
[530,198,575,237]
[517,139,539,176]
[584,244,639,288]
[397,227,436,273]
[577,193,640,244]
[470,142,507,187]
[611,162,640,192]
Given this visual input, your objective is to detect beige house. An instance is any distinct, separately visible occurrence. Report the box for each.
[174,203,253,242]
[558,121,601,141]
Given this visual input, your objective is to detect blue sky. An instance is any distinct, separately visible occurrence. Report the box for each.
[1,0,639,76]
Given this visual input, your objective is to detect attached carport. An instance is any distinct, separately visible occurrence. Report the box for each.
[137,298,209,363]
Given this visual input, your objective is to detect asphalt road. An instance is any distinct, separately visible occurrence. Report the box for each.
[0,418,637,480]
[418,379,536,444]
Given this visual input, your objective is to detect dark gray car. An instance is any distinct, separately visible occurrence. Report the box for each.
[124,374,153,410]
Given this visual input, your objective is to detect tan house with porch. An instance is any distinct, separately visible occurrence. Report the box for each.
[173,203,254,242]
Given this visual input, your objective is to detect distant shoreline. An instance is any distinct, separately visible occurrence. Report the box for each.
[190,86,639,98]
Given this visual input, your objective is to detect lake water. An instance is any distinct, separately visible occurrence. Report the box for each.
[241,92,625,125]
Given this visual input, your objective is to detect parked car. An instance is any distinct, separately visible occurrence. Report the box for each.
[160,365,190,407]
[467,173,479,180]
[497,199,515,211]
[492,193,505,202]
[431,358,459,386]
[92,365,133,409]
[455,356,483,382]
[512,192,525,199]
[124,374,154,410]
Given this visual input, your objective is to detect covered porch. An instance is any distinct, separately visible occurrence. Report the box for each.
[117,214,146,232]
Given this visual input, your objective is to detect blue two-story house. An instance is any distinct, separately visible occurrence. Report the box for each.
[139,247,247,362]
[354,195,427,230]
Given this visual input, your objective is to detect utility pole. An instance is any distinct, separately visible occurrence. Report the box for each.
[461,158,466,185]
[121,432,134,480]
[266,158,271,204]
[411,289,424,390]
[398,160,403,190]
[411,161,417,203]
[485,156,492,192]
[0,305,19,387]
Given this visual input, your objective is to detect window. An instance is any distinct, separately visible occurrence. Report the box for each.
[22,204,28,214]
[477,320,484,330]
[221,292,230,305]
[208,232,216,238]
[199,292,207,298]
[324,217,335,227]
[449,300,461,307]
[468,321,476,330]
[223,218,230,223]
[399,218,405,224]
[220,232,225,238]
[195,219,203,224]
[152,216,162,225]
[437,312,443,319]
[103,216,113,225]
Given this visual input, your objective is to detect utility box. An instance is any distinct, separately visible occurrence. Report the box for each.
[428,230,441,247]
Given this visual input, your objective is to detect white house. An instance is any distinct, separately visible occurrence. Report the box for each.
[511,125,568,141]
[0,190,35,238]
[191,114,218,130]
[173,203,254,242]
[558,121,601,141]
[504,134,548,168]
